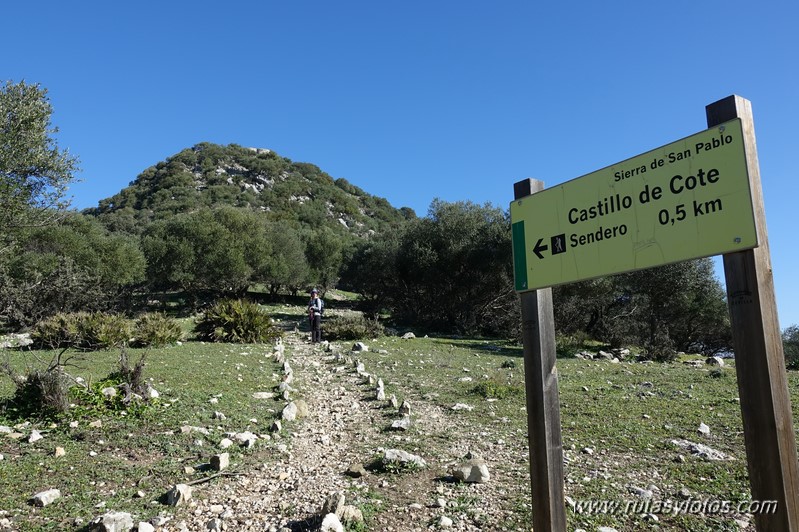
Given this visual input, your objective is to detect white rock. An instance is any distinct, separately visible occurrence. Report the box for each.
[384,449,426,469]
[320,513,344,532]
[167,484,192,506]
[390,416,411,431]
[352,342,368,352]
[452,459,490,483]
[219,438,234,449]
[451,403,474,411]
[101,387,118,399]
[210,452,229,471]
[439,515,453,528]
[282,402,298,422]
[28,430,44,443]
[252,392,275,400]
[340,505,364,524]
[31,488,61,507]
[54,446,66,457]
[89,511,134,531]
[698,423,711,436]
[137,523,155,532]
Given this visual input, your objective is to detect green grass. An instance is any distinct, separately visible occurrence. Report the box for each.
[0,341,285,531]
[3,323,799,531]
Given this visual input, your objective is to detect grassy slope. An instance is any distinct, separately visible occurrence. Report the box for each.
[2,309,798,531]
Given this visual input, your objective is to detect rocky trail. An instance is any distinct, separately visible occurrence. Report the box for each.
[169,331,531,532]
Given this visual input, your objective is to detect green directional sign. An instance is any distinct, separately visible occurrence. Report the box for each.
[511,118,757,292]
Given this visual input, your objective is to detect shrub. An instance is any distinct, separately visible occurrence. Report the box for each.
[30,312,85,349]
[195,299,282,343]
[323,315,385,341]
[133,313,183,347]
[31,312,131,350]
[470,378,523,399]
[79,312,131,350]
[0,350,84,418]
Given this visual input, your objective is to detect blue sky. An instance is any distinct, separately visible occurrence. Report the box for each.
[5,1,799,327]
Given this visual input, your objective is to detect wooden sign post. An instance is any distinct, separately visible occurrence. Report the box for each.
[512,95,799,531]
[514,178,567,532]
[708,95,799,531]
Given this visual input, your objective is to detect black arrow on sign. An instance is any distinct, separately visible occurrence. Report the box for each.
[532,238,548,259]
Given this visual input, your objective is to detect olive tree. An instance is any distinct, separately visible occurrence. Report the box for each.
[0,80,79,237]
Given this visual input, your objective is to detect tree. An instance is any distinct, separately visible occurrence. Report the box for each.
[347,199,517,336]
[141,207,270,302]
[0,214,145,327]
[782,325,799,370]
[0,81,79,238]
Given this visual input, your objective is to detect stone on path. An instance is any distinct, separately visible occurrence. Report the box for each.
[321,492,346,516]
[452,459,490,483]
[390,416,411,431]
[88,511,134,531]
[295,399,309,418]
[282,402,298,422]
[167,484,192,506]
[345,463,367,478]
[340,505,363,524]
[399,400,411,416]
[384,449,426,469]
[210,452,229,472]
[320,513,344,532]
[31,488,61,507]
[137,522,155,532]
[438,515,453,528]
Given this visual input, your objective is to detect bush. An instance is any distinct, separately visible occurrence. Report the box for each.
[470,378,523,399]
[195,299,282,343]
[30,312,86,349]
[31,312,131,350]
[323,315,385,341]
[133,313,183,347]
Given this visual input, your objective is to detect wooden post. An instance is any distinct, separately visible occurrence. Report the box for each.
[514,178,567,532]
[707,96,799,531]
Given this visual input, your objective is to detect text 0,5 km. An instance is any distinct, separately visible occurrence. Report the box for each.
[658,198,723,226]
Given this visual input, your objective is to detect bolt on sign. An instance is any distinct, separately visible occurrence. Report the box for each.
[510,118,757,292]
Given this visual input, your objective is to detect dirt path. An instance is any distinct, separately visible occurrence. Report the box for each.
[172,331,529,532]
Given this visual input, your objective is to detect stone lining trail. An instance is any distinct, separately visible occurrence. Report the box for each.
[169,331,525,532]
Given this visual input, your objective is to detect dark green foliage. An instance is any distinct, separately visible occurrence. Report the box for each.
[195,299,282,343]
[132,313,183,347]
[141,207,269,299]
[0,214,145,328]
[31,312,132,350]
[553,258,731,359]
[782,325,799,370]
[86,143,411,239]
[346,199,517,337]
[323,315,385,341]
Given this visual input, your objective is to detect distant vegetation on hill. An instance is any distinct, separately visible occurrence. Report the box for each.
[84,142,414,237]
[0,81,769,363]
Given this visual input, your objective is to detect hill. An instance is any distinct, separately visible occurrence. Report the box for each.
[84,142,415,236]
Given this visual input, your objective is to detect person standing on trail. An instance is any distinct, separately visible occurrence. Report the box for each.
[308,288,323,343]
